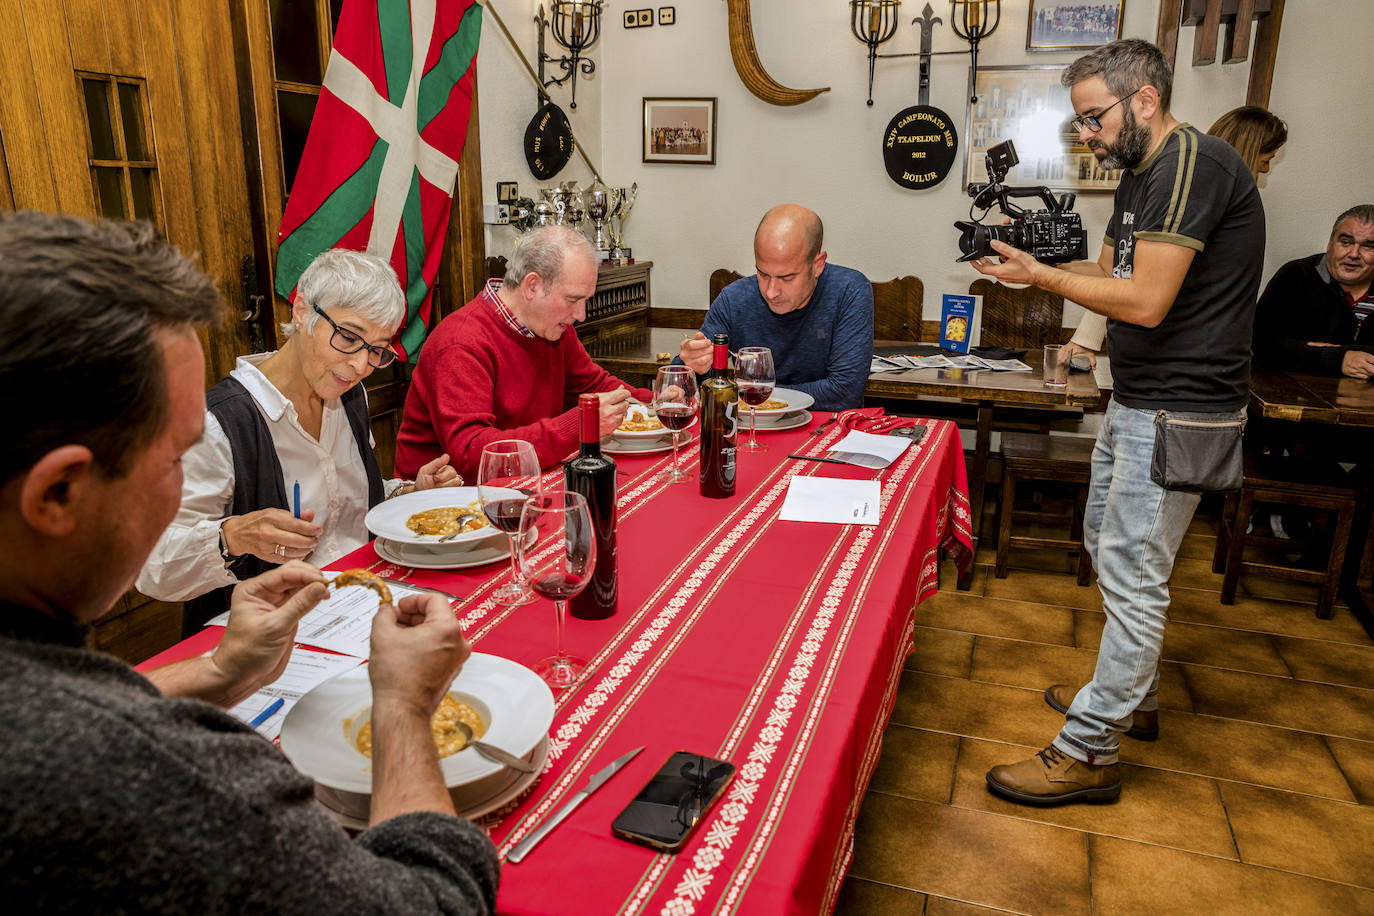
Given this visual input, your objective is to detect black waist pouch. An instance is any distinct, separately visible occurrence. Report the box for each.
[1150,410,1246,492]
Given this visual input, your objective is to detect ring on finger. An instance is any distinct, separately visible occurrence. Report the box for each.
[275,543,286,558]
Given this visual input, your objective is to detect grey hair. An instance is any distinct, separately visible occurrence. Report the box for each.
[1062,38,1173,112]
[1332,204,1374,236]
[503,225,597,289]
[281,248,406,338]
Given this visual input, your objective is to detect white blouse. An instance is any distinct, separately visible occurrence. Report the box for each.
[137,353,380,602]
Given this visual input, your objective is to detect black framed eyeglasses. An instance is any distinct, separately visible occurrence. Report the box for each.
[312,305,398,368]
[1070,87,1142,133]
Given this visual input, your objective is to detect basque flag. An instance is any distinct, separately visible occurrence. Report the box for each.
[275,0,482,363]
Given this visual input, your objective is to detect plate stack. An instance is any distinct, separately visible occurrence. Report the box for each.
[365,487,516,570]
[740,386,814,432]
[280,654,555,829]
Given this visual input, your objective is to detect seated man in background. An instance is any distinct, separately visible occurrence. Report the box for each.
[1253,204,1374,378]
[679,204,873,410]
[0,211,497,913]
[396,225,651,479]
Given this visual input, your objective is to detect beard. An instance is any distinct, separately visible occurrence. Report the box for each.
[1091,108,1152,171]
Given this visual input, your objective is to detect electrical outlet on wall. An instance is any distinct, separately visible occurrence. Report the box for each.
[658,6,675,25]
[483,203,510,225]
[624,8,652,28]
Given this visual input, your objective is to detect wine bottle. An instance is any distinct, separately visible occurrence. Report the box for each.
[565,393,618,619]
[699,333,738,498]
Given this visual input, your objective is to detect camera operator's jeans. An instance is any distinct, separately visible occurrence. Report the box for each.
[1052,400,1228,766]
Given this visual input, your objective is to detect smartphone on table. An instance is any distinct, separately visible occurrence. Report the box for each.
[611,751,736,853]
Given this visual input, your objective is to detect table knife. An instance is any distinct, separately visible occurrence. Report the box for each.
[787,453,850,466]
[506,745,644,864]
[377,577,462,603]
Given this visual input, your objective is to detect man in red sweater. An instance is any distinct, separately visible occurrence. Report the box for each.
[396,226,651,479]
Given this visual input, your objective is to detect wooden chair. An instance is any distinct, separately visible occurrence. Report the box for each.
[995,432,1094,585]
[709,268,743,304]
[484,255,507,281]
[1212,453,1359,618]
[871,275,924,342]
[970,279,1065,349]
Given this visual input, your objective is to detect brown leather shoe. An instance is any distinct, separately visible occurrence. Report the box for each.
[986,745,1121,806]
[1044,684,1159,741]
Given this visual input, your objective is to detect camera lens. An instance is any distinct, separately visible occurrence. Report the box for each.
[954,220,1025,263]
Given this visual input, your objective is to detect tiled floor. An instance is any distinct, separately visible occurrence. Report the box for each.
[836,510,1374,915]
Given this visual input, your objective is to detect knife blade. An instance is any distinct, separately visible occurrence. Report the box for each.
[377,577,463,603]
[506,745,644,863]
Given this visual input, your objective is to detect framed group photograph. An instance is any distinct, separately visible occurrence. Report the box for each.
[643,97,717,165]
[963,65,1122,194]
[1026,1,1124,51]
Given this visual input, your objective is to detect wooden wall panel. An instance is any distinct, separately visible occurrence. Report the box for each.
[61,0,112,72]
[19,0,97,213]
[0,134,14,210]
[101,0,147,76]
[0,18,60,210]
[135,1,200,260]
[1246,0,1284,108]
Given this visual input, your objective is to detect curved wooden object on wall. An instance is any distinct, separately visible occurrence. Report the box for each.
[726,0,830,107]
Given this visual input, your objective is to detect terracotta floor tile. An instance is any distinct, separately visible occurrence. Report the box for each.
[915,593,1077,647]
[833,877,927,916]
[907,626,975,677]
[1167,585,1374,645]
[849,793,1090,916]
[1089,835,1374,915]
[951,738,1238,860]
[1184,666,1374,742]
[1325,736,1374,806]
[1123,708,1356,802]
[970,637,1194,712]
[1275,636,1374,690]
[1162,621,1290,676]
[983,569,1103,610]
[1220,781,1374,888]
[891,673,1064,748]
[868,725,961,803]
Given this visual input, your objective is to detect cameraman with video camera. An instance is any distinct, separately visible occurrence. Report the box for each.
[966,39,1265,806]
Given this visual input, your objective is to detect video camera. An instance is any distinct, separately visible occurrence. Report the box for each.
[954,140,1088,265]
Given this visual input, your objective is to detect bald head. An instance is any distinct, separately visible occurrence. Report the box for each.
[755,205,824,262]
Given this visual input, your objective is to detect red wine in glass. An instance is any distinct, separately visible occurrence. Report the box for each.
[656,403,695,430]
[531,572,585,600]
[738,384,773,407]
[482,498,527,533]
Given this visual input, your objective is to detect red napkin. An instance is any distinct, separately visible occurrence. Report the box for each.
[837,407,919,434]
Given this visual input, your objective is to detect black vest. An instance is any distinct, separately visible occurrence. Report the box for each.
[181,378,385,634]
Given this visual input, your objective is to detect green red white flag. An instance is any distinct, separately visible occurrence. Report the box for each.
[275,0,482,362]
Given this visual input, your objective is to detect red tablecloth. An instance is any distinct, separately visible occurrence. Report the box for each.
[143,415,970,915]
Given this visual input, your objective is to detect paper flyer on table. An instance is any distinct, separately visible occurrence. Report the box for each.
[206,577,433,659]
[779,477,882,525]
[228,649,363,741]
[826,430,911,469]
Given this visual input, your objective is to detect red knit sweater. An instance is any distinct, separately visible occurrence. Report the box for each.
[395,294,651,479]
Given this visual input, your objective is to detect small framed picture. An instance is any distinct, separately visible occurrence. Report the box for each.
[643,97,717,165]
[1026,1,1124,51]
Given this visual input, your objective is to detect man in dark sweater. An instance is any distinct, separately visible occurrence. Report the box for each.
[679,205,874,410]
[0,211,498,913]
[1253,204,1374,377]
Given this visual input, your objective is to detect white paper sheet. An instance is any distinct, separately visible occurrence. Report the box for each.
[778,477,882,526]
[826,430,911,469]
[228,648,363,741]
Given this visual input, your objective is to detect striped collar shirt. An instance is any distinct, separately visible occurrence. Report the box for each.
[483,279,536,339]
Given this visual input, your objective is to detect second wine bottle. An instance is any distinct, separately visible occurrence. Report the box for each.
[699,333,738,498]
[565,393,618,619]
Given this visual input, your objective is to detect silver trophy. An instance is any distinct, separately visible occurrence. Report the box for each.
[608,182,637,256]
[587,189,610,251]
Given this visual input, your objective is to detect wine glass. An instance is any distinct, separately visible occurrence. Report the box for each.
[652,365,699,483]
[517,490,596,689]
[736,347,776,451]
[478,440,544,607]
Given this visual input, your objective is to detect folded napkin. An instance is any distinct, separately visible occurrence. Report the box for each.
[837,407,919,434]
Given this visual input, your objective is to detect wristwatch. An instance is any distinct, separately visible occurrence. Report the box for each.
[218,523,245,568]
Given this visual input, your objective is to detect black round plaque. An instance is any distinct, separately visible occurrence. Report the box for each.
[882,105,958,190]
[524,101,574,180]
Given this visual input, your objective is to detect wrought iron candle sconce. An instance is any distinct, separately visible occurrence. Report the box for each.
[537,1,603,110]
[850,1,902,107]
[949,0,999,103]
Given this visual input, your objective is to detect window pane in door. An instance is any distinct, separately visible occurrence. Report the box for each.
[277,90,319,192]
[93,167,126,219]
[130,168,157,222]
[117,82,149,161]
[82,79,117,160]
[270,0,323,84]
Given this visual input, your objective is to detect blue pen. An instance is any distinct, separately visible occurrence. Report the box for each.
[248,697,285,729]
[293,481,301,519]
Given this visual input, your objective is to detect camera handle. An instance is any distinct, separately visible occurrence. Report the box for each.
[972,183,1073,216]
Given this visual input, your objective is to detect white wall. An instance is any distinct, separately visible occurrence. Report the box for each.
[478,0,1374,320]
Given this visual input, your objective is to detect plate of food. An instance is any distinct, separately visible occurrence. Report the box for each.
[613,403,672,440]
[738,386,815,417]
[600,434,680,456]
[751,409,812,432]
[374,534,509,570]
[280,653,555,808]
[365,486,517,547]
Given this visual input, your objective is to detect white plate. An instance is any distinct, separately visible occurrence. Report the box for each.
[612,404,676,440]
[739,386,815,417]
[279,653,555,796]
[365,486,519,547]
[600,433,683,456]
[748,409,812,432]
[374,535,509,570]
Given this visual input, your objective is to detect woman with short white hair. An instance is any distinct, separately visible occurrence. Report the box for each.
[138,248,460,632]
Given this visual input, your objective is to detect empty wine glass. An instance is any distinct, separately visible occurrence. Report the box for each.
[736,347,775,451]
[653,364,699,483]
[517,490,596,689]
[478,440,544,607]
